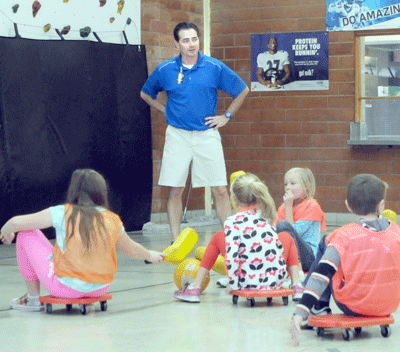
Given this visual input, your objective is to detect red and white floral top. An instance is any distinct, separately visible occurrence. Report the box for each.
[224,207,287,291]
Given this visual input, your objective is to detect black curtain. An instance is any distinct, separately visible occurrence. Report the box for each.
[0,37,152,234]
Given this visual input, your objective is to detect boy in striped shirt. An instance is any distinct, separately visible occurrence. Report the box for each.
[290,174,400,346]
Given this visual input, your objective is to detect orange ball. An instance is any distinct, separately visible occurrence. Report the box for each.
[174,258,210,292]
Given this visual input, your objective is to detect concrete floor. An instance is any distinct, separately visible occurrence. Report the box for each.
[1,223,399,352]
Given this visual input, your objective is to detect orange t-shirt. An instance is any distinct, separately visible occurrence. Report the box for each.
[276,198,326,231]
[327,222,400,316]
[53,204,123,284]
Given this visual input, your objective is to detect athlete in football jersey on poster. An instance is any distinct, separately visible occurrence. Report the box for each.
[256,37,291,88]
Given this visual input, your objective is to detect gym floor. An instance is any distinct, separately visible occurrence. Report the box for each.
[1,223,399,352]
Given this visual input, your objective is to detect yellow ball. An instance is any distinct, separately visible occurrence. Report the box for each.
[195,246,226,276]
[383,209,397,224]
[230,170,246,185]
[174,258,210,292]
[230,170,246,210]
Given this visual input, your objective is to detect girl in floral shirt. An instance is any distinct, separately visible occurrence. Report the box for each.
[225,173,287,292]
[174,172,300,303]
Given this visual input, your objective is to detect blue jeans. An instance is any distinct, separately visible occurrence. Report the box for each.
[303,234,328,286]
[276,220,315,272]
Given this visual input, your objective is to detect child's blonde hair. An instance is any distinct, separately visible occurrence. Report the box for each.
[285,167,316,198]
[231,173,277,224]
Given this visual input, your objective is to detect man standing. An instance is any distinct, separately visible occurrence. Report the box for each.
[257,37,291,87]
[140,22,249,241]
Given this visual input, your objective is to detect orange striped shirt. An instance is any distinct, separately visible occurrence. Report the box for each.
[327,222,400,316]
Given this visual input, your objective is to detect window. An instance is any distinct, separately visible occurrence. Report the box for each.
[350,33,400,145]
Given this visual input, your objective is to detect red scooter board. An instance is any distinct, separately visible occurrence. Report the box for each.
[40,293,112,315]
[231,288,294,307]
[308,313,394,341]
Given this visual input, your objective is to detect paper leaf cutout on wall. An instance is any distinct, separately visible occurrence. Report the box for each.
[126,18,132,25]
[117,1,125,14]
[80,26,91,38]
[32,1,41,18]
[61,26,71,35]
[110,17,115,23]
[100,0,107,6]
[43,24,51,32]
[63,0,69,3]
[12,4,19,13]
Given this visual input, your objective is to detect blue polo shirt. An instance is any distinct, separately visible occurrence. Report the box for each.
[142,53,247,131]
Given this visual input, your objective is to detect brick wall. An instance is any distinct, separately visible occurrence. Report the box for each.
[142,0,400,217]
[211,0,400,215]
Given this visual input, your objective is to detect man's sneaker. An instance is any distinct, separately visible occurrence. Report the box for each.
[174,283,200,303]
[216,277,229,288]
[301,304,332,329]
[291,284,304,302]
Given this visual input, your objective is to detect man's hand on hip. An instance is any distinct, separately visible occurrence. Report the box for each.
[205,115,229,128]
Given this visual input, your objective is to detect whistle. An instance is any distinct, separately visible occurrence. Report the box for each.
[177,67,185,84]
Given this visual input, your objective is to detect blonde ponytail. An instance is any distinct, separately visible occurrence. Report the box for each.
[231,173,277,224]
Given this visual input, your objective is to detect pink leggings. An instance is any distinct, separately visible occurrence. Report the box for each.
[200,230,299,271]
[16,230,110,299]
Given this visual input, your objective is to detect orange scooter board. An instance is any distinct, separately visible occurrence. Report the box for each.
[308,314,394,340]
[231,287,294,307]
[40,293,112,315]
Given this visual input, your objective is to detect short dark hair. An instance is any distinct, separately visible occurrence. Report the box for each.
[268,37,277,44]
[347,174,388,215]
[173,22,200,42]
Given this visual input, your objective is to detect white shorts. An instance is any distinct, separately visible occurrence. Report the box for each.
[159,125,228,188]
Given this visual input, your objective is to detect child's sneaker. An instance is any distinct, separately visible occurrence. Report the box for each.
[310,305,332,316]
[10,293,44,312]
[301,304,332,329]
[174,283,200,303]
[291,284,304,302]
[216,277,229,288]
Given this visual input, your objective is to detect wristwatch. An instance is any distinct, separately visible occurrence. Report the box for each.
[224,111,232,119]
